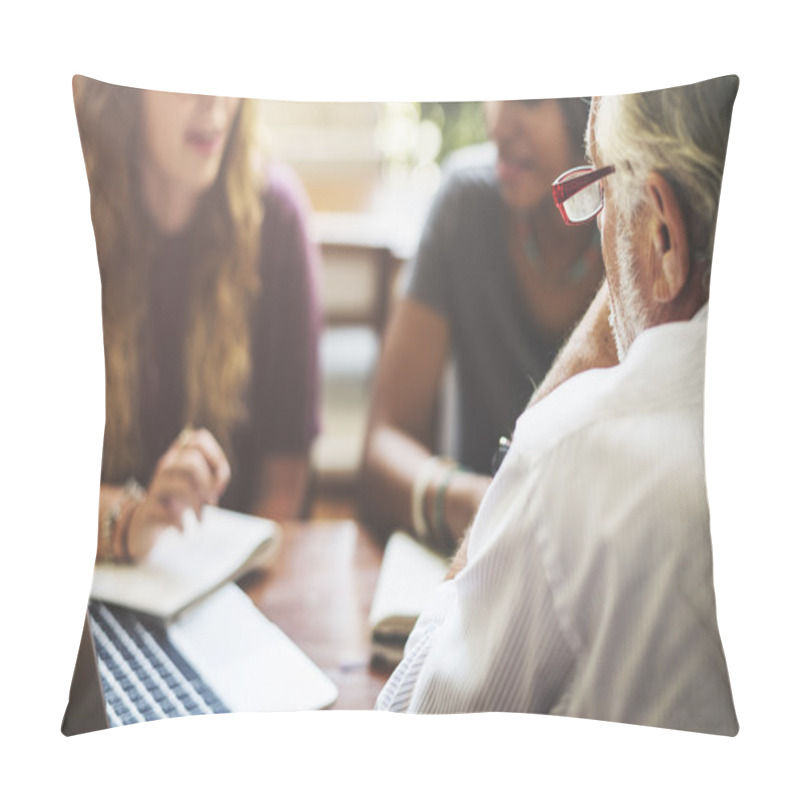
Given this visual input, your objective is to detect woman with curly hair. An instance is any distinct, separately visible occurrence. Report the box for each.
[74,76,321,563]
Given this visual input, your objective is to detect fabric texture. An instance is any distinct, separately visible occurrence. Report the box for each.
[125,162,321,513]
[406,150,600,474]
[377,306,738,735]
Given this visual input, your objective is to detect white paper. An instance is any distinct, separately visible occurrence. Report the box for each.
[368,531,449,635]
[91,506,280,618]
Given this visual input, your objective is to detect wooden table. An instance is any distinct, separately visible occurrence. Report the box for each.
[239,520,393,710]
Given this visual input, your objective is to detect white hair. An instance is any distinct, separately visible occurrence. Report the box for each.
[593,76,738,278]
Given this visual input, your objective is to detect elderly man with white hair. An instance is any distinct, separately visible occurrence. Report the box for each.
[376,77,739,735]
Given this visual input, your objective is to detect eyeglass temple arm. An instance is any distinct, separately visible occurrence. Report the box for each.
[553,165,616,204]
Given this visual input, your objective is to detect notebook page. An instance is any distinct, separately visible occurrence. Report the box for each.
[90,506,279,618]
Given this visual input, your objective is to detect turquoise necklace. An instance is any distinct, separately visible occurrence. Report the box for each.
[516,213,601,288]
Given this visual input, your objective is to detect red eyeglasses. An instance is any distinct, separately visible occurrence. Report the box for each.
[552,165,616,225]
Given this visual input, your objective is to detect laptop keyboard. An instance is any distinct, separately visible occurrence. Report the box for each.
[88,601,230,726]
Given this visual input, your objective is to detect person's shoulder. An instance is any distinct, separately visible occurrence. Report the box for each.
[509,349,706,538]
[511,366,624,464]
[515,383,689,492]
[439,143,499,196]
[516,315,707,460]
[442,141,497,173]
[496,376,701,591]
[260,159,313,222]
[424,143,501,237]
[254,160,318,281]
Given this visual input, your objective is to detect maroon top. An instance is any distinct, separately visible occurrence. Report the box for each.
[135,163,322,513]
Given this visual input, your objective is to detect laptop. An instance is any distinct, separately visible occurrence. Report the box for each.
[62,582,339,735]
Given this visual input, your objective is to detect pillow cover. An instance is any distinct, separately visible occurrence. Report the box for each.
[64,75,738,736]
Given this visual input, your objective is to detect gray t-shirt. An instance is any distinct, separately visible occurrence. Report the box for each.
[407,160,564,474]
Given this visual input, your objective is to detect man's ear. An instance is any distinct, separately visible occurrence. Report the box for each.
[645,172,690,304]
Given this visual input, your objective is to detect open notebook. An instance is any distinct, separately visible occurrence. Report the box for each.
[368,531,450,667]
[91,506,280,619]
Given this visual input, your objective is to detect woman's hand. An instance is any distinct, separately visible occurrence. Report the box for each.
[126,427,231,561]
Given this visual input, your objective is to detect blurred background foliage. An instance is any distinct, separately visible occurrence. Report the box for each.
[375,101,487,196]
[420,102,488,162]
[259,98,490,211]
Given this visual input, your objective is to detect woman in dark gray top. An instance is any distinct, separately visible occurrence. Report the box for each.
[361,99,603,551]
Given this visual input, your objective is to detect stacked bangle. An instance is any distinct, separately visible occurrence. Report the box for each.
[411,456,441,542]
[410,456,460,550]
[99,478,145,563]
[98,499,121,562]
[432,462,460,549]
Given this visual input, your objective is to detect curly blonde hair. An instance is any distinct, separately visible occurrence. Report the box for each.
[73,76,264,482]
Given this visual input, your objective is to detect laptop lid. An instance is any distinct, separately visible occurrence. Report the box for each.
[166,583,339,712]
[61,613,109,736]
[63,583,338,732]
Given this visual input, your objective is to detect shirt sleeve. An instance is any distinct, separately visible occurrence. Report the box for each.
[249,164,322,456]
[375,444,578,714]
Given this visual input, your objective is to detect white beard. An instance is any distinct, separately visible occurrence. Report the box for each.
[608,302,625,362]
[609,210,648,361]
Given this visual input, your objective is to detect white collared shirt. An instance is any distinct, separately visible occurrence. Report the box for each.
[377,309,738,735]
